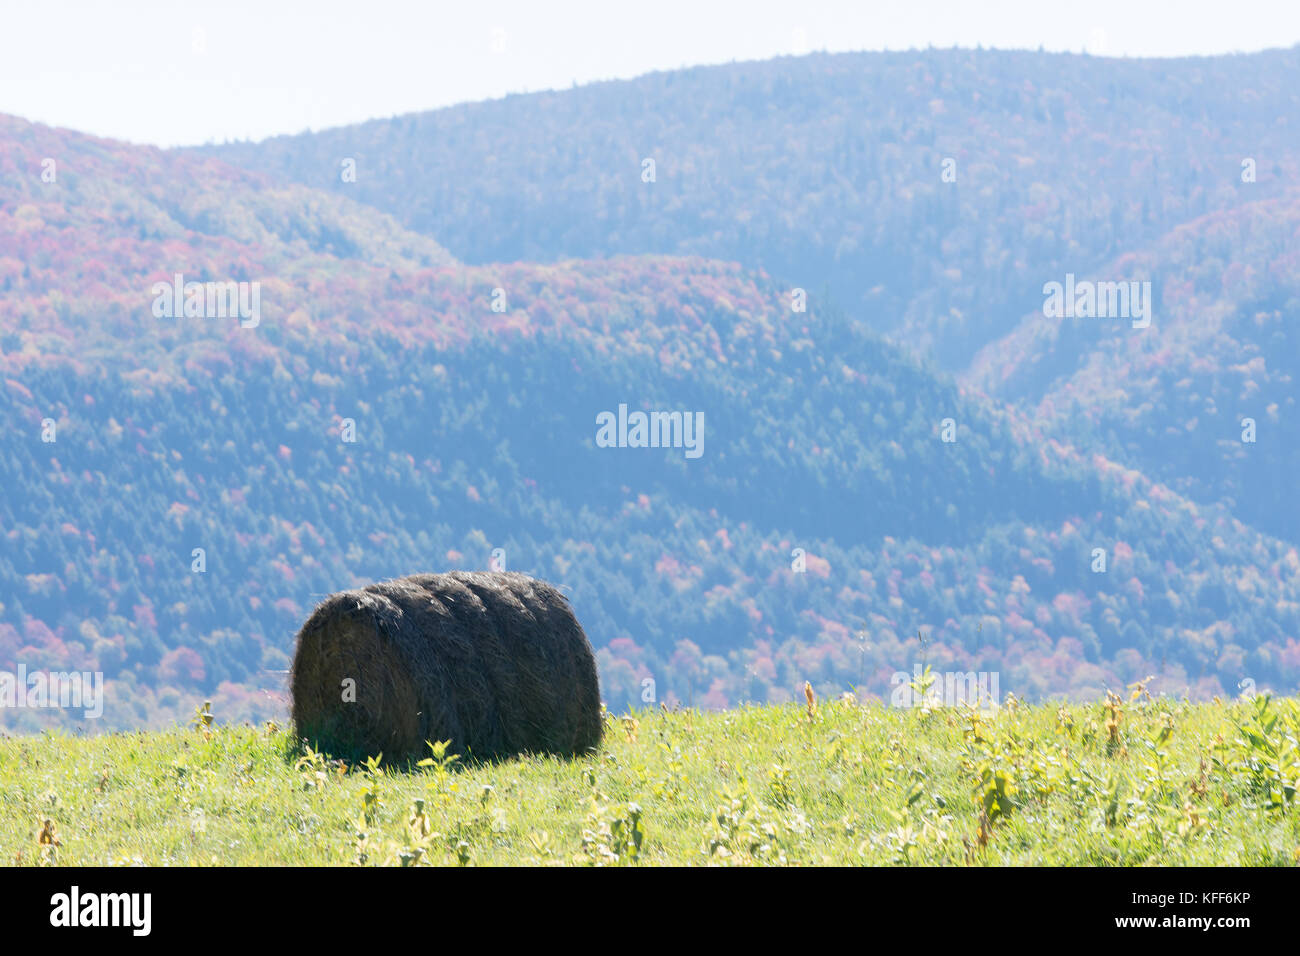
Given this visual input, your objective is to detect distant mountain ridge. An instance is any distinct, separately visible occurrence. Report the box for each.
[197,46,1300,368]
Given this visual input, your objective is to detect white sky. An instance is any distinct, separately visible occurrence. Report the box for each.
[2,0,1298,147]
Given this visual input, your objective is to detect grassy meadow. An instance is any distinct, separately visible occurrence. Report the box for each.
[2,689,1298,866]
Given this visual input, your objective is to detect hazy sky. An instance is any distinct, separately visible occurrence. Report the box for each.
[4,0,1299,147]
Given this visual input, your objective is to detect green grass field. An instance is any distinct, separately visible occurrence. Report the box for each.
[3,689,1298,866]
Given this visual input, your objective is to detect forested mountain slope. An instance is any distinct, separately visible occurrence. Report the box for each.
[5,57,1300,729]
[966,194,1300,542]
[199,47,1300,370]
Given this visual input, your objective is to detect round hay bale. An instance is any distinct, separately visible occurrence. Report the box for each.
[290,572,602,762]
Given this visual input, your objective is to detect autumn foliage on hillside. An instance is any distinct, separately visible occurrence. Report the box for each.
[4,51,1300,731]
